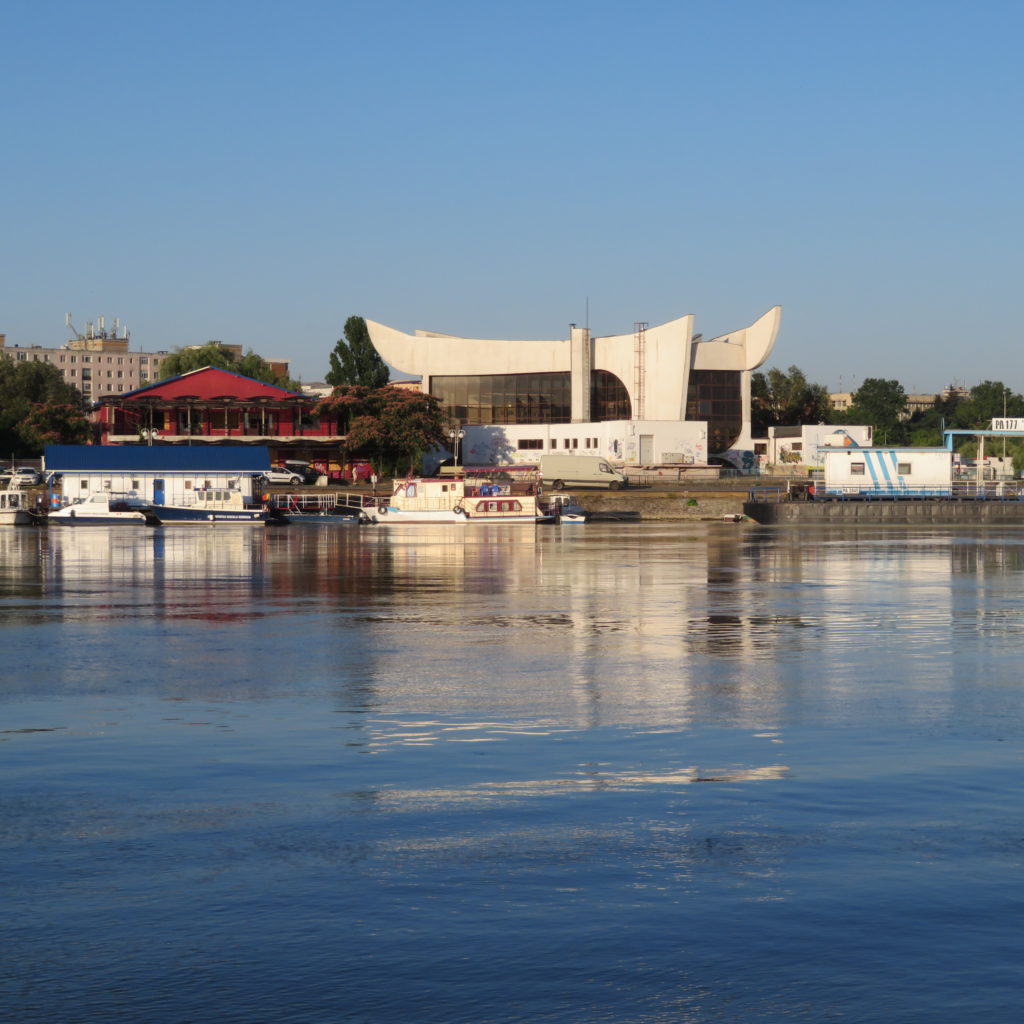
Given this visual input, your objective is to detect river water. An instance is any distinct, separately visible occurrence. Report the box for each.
[2,522,1023,1023]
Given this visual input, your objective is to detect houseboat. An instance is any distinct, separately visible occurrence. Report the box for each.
[367,475,554,524]
[0,487,34,526]
[43,444,274,524]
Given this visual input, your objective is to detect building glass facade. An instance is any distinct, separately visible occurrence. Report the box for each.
[431,371,631,425]
[686,369,742,452]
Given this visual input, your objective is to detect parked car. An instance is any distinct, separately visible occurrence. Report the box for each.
[259,468,305,486]
[284,460,321,484]
[12,467,41,486]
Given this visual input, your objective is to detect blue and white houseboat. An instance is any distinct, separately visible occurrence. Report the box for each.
[43,445,281,525]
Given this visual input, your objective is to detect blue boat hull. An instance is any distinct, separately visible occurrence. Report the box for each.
[153,505,271,524]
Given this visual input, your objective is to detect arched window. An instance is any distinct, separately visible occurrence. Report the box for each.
[591,370,631,421]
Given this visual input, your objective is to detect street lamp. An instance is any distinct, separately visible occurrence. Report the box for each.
[448,427,465,468]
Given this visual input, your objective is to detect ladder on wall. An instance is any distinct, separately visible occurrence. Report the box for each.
[633,322,648,420]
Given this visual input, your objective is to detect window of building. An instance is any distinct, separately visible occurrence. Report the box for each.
[517,439,543,450]
[430,369,630,426]
[851,462,865,475]
[686,369,742,453]
[80,480,87,490]
[791,442,803,452]
[132,479,140,490]
[549,439,557,448]
[209,410,241,430]
[563,438,571,449]
[898,463,912,474]
[572,438,579,449]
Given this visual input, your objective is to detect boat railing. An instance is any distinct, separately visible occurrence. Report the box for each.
[268,490,377,513]
[749,482,1024,503]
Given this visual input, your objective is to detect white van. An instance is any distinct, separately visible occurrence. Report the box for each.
[539,454,627,490]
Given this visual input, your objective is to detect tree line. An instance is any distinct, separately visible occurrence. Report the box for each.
[754,366,1024,468]
[8,318,1019,473]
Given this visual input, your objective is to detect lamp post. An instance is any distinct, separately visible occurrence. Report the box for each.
[448,427,465,469]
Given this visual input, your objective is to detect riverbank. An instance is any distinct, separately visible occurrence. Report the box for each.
[578,483,748,521]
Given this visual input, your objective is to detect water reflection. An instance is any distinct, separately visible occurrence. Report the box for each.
[3,523,1024,731]
[6,524,1024,1022]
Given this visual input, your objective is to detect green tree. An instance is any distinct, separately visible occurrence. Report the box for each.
[325,316,390,389]
[841,378,908,445]
[0,360,90,455]
[905,388,964,447]
[22,399,92,449]
[316,385,447,478]
[157,342,299,389]
[751,365,832,431]
[950,380,1024,429]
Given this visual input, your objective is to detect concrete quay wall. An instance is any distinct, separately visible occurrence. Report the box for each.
[583,490,746,521]
[744,499,1024,525]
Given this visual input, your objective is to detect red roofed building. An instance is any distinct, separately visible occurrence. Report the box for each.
[93,367,347,467]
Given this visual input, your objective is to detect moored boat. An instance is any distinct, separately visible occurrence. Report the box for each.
[0,487,35,526]
[367,475,553,524]
[49,493,161,526]
[152,487,280,524]
[268,492,373,525]
[543,492,588,523]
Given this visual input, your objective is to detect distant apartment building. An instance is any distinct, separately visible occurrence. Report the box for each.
[829,390,946,421]
[0,318,289,402]
[0,325,170,401]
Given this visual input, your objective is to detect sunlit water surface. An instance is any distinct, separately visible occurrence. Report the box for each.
[3,523,1024,1023]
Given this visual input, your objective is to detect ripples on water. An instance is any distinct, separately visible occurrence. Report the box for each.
[3,523,1024,1022]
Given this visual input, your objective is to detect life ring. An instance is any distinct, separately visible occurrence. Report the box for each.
[453,504,466,516]
[378,504,388,514]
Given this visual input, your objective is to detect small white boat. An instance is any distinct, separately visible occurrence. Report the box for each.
[544,492,588,523]
[0,487,34,526]
[49,493,161,526]
[367,476,553,525]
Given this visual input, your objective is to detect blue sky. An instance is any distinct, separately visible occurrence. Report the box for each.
[3,0,1022,392]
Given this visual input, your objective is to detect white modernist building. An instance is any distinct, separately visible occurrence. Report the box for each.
[366,307,781,470]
